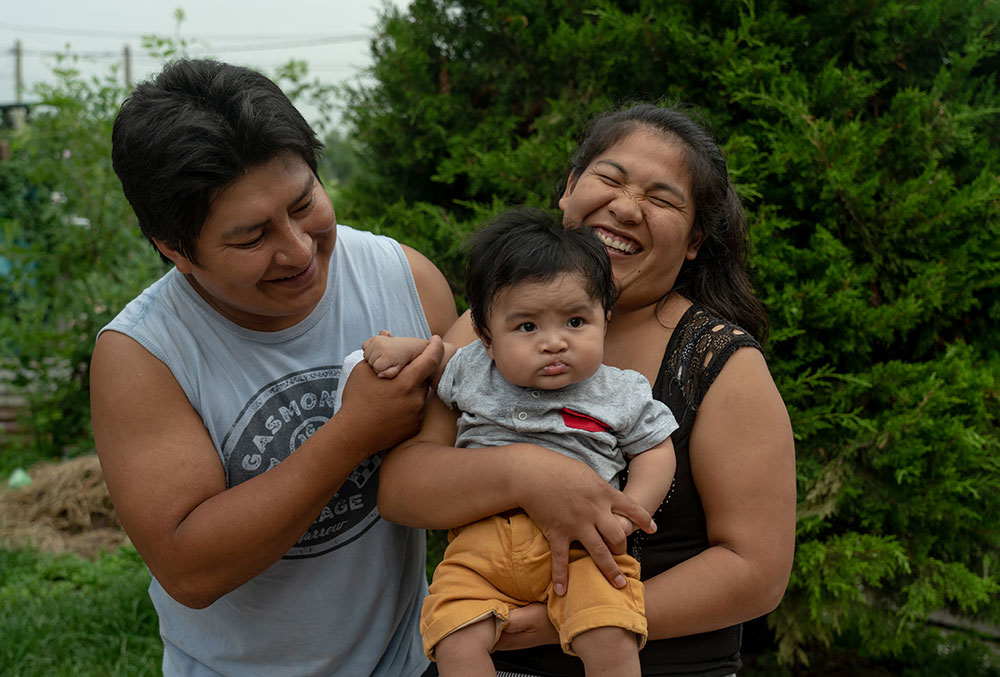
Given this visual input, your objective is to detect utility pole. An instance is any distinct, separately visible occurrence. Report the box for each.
[15,40,23,103]
[123,44,132,88]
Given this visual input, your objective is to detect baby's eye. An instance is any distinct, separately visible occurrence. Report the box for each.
[517,322,537,333]
[568,317,584,328]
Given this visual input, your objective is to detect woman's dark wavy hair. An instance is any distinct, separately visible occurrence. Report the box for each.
[111,58,323,265]
[563,103,768,342]
[465,207,618,342]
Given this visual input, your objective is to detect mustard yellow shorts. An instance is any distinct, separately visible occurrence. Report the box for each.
[420,511,646,659]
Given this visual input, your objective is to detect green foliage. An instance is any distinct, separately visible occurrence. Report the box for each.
[0,55,166,461]
[139,8,207,62]
[0,546,161,675]
[342,0,1000,667]
[0,20,344,465]
[317,128,362,203]
[272,59,341,138]
[2,1,996,668]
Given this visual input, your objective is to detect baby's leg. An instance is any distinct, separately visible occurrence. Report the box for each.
[434,616,498,677]
[571,626,641,677]
[549,544,645,676]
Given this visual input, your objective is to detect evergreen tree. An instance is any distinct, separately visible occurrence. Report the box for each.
[341,0,1000,669]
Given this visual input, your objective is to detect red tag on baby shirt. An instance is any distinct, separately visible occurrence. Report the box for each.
[559,407,611,432]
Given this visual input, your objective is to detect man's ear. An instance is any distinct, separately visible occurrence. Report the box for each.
[557,171,580,212]
[153,239,195,274]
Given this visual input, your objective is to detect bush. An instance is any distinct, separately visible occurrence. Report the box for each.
[340,0,1000,667]
[0,42,341,468]
[0,56,166,462]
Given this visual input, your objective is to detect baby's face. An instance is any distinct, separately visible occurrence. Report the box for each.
[481,272,607,390]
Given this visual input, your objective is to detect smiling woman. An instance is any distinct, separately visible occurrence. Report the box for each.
[560,127,701,316]
[376,104,795,677]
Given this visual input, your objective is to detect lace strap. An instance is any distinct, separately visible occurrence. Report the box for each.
[665,306,763,412]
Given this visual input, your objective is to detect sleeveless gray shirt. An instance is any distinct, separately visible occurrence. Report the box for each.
[101,225,432,676]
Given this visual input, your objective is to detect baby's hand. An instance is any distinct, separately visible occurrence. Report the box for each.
[362,330,406,379]
[614,513,637,537]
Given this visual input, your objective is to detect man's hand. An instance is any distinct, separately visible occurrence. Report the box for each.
[341,335,444,452]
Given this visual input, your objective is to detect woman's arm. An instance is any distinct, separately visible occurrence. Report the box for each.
[378,311,654,592]
[643,347,796,638]
[496,347,794,650]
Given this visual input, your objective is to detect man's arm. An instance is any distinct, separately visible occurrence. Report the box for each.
[401,244,458,337]
[92,329,443,609]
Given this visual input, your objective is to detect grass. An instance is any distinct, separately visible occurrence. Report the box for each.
[1,540,997,676]
[0,545,161,676]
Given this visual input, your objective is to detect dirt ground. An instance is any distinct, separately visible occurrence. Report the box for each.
[0,455,129,559]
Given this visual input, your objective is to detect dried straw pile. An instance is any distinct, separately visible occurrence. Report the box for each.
[0,455,129,558]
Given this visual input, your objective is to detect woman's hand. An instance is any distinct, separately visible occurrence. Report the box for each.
[495,603,558,651]
[514,449,652,595]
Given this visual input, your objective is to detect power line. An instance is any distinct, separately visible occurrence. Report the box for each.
[7,37,369,60]
[15,45,370,62]
[0,21,148,39]
[194,36,370,52]
[18,47,121,58]
[0,21,368,44]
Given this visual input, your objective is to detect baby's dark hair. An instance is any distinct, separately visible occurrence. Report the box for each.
[465,207,617,340]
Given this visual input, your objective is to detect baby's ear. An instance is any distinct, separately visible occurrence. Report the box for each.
[474,326,495,358]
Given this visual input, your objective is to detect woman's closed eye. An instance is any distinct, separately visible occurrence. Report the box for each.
[646,194,675,208]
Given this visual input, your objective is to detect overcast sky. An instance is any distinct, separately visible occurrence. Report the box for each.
[0,0,405,128]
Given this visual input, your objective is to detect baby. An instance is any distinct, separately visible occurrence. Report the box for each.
[363,207,677,676]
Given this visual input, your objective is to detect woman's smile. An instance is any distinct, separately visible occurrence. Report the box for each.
[593,226,641,255]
